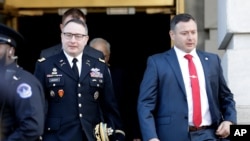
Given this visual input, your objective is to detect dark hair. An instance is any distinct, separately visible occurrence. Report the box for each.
[63,18,88,34]
[170,13,196,30]
[62,8,86,23]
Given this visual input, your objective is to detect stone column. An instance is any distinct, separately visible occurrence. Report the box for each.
[218,0,250,124]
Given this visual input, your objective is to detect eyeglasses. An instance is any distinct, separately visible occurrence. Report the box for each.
[62,32,87,41]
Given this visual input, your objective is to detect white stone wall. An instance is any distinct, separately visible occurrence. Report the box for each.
[204,0,224,57]
[187,0,249,124]
[218,0,250,124]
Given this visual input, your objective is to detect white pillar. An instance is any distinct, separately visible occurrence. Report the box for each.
[218,0,250,124]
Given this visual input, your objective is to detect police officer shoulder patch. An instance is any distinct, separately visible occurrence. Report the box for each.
[16,83,32,98]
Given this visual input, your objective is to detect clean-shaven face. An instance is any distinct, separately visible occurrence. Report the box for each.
[61,21,89,57]
[169,19,198,53]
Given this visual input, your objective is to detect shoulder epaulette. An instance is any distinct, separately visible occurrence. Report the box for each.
[38,57,46,62]
[98,58,105,63]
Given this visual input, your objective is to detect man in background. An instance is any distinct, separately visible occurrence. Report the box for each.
[40,8,104,60]
[90,37,141,141]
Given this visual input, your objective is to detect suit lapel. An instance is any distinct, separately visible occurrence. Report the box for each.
[197,51,222,121]
[197,51,210,79]
[166,48,186,95]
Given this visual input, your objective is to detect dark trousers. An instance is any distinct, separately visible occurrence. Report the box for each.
[189,128,229,141]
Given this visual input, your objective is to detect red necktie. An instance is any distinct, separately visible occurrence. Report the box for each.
[184,54,202,127]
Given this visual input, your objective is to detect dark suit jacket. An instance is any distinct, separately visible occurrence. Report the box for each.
[137,48,236,141]
[40,43,104,59]
[34,51,122,141]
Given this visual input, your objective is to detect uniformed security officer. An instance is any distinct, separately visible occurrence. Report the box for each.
[34,19,125,141]
[0,23,45,141]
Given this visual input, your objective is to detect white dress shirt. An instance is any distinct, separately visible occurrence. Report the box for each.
[174,46,212,126]
[64,51,83,77]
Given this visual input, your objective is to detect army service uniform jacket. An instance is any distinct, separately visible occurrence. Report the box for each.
[34,51,123,141]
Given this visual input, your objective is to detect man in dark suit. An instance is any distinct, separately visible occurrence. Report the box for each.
[34,19,125,141]
[39,8,104,60]
[137,13,236,141]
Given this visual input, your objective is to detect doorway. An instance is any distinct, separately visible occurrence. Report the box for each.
[17,12,171,140]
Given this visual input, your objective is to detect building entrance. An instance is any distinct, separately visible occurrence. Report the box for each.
[17,12,171,140]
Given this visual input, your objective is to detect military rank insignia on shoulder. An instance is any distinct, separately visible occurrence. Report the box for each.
[98,58,105,63]
[38,57,46,62]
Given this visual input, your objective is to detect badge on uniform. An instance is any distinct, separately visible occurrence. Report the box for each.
[52,68,57,75]
[16,83,32,98]
[50,90,55,97]
[86,59,91,66]
[94,91,99,100]
[47,67,62,83]
[60,59,66,67]
[90,68,103,78]
[58,89,64,98]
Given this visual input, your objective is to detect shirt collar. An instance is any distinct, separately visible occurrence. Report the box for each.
[174,46,198,59]
[63,51,83,64]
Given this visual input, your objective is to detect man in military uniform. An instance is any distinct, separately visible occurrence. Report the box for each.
[39,8,104,60]
[34,19,125,141]
[0,23,45,141]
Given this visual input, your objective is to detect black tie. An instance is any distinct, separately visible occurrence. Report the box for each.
[72,58,79,78]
